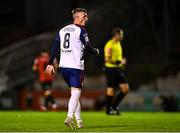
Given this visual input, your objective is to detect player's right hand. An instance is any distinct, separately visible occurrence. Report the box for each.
[45,65,55,76]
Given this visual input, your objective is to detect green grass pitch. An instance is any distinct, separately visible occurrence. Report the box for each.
[0,111,180,132]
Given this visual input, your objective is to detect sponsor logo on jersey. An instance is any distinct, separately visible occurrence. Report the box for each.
[61,49,72,53]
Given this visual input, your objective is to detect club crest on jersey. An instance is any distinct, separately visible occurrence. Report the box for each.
[83,33,89,42]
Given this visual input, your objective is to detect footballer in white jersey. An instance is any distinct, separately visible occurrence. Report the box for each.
[46,8,99,129]
[59,24,86,70]
[48,23,98,88]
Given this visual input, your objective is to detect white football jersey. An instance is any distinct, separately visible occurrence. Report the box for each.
[58,24,87,70]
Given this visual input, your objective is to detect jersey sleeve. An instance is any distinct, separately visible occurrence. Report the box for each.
[49,33,60,65]
[80,28,98,55]
[104,42,112,57]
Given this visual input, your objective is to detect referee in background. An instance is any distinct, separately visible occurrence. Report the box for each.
[104,28,129,115]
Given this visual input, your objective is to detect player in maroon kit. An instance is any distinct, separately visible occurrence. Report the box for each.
[33,49,58,111]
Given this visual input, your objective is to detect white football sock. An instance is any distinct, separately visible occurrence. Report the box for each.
[74,101,81,120]
[67,89,81,118]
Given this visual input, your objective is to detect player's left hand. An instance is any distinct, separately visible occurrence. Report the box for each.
[45,65,55,76]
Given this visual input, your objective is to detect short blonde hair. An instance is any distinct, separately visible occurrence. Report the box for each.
[72,8,87,19]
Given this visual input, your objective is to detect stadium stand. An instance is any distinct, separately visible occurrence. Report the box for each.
[0,33,54,91]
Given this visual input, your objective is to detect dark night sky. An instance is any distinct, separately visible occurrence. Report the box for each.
[0,0,25,25]
[0,0,179,28]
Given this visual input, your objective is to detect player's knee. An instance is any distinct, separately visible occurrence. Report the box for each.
[106,88,114,96]
[119,84,129,94]
[70,88,81,100]
[44,90,52,96]
[124,86,129,93]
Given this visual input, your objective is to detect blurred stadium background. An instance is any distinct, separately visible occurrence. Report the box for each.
[0,0,180,112]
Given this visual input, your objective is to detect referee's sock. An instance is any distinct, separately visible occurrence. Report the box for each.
[106,95,113,113]
[112,91,126,110]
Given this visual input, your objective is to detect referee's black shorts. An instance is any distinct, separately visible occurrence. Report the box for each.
[104,67,128,88]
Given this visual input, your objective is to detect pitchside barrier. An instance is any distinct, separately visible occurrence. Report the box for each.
[14,90,180,111]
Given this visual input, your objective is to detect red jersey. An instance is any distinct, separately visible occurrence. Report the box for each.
[33,54,53,82]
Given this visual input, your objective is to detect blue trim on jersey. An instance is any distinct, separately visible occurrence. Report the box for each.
[49,33,60,65]
[80,27,88,45]
[59,68,84,88]
[79,27,98,55]
[55,32,60,42]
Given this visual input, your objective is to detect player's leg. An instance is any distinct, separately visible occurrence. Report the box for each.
[47,83,57,110]
[67,88,81,118]
[73,69,84,128]
[109,68,129,115]
[112,69,129,112]
[104,67,116,114]
[44,90,51,109]
[61,68,84,129]
[43,82,57,110]
[45,90,57,110]
[64,87,81,129]
[74,101,84,128]
[112,83,129,110]
[40,82,48,111]
[74,101,81,120]
[106,87,114,114]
